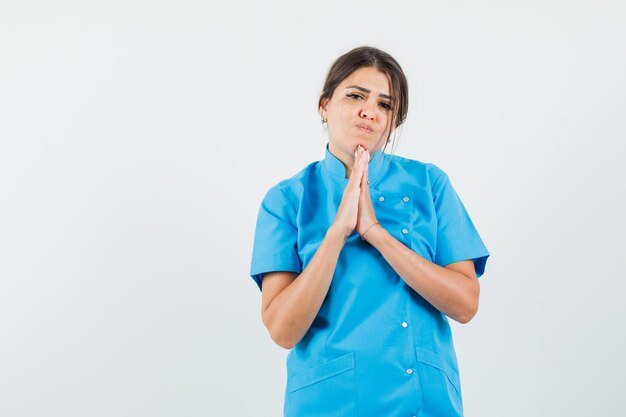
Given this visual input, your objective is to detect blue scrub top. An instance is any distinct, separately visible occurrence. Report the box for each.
[250,142,490,417]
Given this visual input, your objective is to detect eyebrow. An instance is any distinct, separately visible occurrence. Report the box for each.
[346,85,394,102]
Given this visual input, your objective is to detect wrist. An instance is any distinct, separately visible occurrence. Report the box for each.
[360,221,380,241]
[327,224,351,244]
[361,223,387,246]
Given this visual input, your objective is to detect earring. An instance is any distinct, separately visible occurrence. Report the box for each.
[321,118,327,124]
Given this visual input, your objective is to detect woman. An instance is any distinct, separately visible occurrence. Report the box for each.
[249,46,490,417]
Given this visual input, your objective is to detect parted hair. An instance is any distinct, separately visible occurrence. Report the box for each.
[318,46,409,151]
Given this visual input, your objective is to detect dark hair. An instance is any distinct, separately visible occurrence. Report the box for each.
[318,46,409,154]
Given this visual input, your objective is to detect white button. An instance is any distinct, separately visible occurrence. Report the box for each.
[401,228,408,234]
[402,196,409,202]
[401,321,408,328]
[406,368,413,375]
[378,196,385,202]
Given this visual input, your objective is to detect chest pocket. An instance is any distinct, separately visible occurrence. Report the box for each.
[371,190,414,248]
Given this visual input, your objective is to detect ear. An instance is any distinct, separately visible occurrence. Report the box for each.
[319,97,330,119]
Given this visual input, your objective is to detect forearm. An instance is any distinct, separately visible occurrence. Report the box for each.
[364,225,478,323]
[265,225,347,349]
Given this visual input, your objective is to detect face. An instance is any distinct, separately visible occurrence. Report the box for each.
[320,66,394,165]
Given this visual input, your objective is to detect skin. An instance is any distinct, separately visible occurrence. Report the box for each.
[261,66,481,349]
[319,66,393,237]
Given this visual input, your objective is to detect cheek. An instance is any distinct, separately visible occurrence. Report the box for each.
[384,112,394,127]
[338,106,355,124]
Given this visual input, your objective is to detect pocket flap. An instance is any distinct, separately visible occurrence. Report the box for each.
[288,352,355,393]
[415,346,460,394]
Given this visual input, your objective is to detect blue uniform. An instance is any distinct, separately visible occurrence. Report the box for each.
[250,142,490,417]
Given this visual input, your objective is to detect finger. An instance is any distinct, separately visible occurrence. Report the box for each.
[361,149,369,174]
[353,146,364,169]
[363,151,370,184]
[349,147,365,186]
[353,145,363,165]
[360,152,368,185]
[359,158,370,207]
[355,145,365,168]
[355,147,367,179]
[361,153,370,192]
[360,172,370,199]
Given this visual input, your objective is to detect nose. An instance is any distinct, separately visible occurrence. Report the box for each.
[360,101,376,120]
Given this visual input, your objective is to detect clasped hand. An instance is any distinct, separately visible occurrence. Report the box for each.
[333,144,379,240]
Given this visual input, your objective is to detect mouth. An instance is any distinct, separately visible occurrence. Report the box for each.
[356,123,374,133]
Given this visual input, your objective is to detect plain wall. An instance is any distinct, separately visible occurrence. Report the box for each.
[1,0,625,416]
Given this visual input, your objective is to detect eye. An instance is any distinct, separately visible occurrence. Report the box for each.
[347,93,392,111]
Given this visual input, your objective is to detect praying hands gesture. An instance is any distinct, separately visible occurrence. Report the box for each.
[332,144,380,242]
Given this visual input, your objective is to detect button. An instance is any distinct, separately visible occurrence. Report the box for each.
[402,196,409,202]
[401,321,408,328]
[378,196,385,202]
[406,368,413,375]
[401,228,408,235]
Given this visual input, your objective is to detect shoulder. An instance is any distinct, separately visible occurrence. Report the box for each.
[261,160,321,207]
[384,153,449,188]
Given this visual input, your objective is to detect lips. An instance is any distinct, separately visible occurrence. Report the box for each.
[356,123,373,133]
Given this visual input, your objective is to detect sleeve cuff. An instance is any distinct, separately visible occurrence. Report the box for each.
[436,248,490,279]
[250,256,303,291]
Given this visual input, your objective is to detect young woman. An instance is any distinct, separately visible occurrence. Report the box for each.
[250,45,490,417]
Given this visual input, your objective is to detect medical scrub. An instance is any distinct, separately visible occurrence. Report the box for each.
[249,142,490,417]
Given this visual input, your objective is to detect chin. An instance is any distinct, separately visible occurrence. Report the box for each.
[351,140,370,151]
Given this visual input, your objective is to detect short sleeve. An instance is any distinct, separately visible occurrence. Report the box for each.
[431,166,490,278]
[249,185,302,291]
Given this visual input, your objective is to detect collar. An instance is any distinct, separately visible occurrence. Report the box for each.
[322,142,387,188]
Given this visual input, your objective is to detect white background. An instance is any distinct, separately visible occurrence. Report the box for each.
[1,1,625,416]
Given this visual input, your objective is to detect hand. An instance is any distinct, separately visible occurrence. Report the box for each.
[331,145,369,239]
[355,147,379,239]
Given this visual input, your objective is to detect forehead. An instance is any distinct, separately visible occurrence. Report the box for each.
[338,67,392,95]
